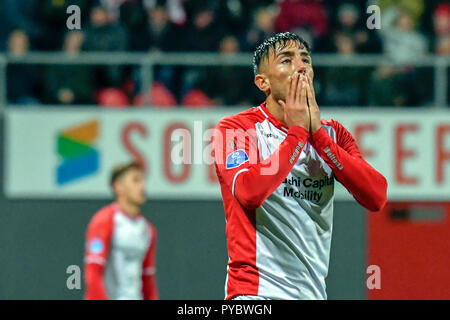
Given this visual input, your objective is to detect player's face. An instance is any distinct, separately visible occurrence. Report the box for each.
[119,169,146,206]
[262,41,314,102]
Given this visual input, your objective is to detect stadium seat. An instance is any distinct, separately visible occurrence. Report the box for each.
[181,89,215,108]
[133,82,177,108]
[97,88,130,108]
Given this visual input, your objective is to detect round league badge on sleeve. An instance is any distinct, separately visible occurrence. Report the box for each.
[89,238,104,254]
[226,149,249,169]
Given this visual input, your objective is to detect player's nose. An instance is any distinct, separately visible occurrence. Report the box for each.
[293,62,307,74]
[295,61,307,74]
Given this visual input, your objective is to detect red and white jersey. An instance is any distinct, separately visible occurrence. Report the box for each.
[84,203,158,300]
[213,102,387,300]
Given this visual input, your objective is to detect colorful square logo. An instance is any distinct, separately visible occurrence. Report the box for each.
[56,120,100,185]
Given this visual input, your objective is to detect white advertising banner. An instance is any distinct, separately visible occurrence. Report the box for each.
[4,107,450,201]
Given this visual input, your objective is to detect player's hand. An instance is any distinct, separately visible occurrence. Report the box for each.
[278,71,310,131]
[306,75,321,134]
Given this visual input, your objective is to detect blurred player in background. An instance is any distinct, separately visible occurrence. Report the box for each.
[84,162,158,300]
[213,32,388,300]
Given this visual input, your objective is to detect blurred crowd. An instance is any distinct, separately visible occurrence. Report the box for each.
[1,0,449,107]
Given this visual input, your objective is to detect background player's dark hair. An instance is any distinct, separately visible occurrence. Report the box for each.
[110,161,144,187]
[253,32,311,77]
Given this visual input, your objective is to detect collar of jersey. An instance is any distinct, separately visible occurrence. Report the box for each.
[112,202,142,220]
[259,102,289,134]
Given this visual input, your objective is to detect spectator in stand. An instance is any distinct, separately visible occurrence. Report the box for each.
[43,31,95,105]
[433,3,450,49]
[215,0,276,39]
[144,0,187,26]
[182,4,223,52]
[429,2,450,106]
[131,4,180,52]
[333,2,382,53]
[192,35,262,107]
[1,0,43,50]
[119,0,147,33]
[131,4,181,106]
[275,0,328,50]
[39,0,90,50]
[322,32,366,106]
[379,8,428,63]
[434,3,450,33]
[6,30,41,105]
[435,34,450,105]
[179,3,224,101]
[83,4,128,52]
[377,0,425,27]
[98,0,126,21]
[83,4,128,89]
[242,6,277,52]
[377,8,429,106]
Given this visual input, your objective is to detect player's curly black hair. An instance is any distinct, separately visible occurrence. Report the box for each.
[253,32,311,77]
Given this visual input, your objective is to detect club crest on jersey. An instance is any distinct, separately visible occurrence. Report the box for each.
[89,238,104,254]
[226,149,249,169]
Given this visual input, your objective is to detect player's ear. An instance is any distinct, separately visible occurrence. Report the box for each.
[254,74,270,94]
[112,181,122,197]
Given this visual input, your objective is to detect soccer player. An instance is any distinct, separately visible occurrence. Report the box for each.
[213,32,388,300]
[84,162,158,300]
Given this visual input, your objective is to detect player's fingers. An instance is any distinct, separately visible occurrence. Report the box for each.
[298,73,305,101]
[291,71,300,103]
[295,73,304,105]
[307,76,317,101]
[299,78,307,108]
[306,87,314,113]
[305,75,318,111]
[306,78,313,105]
[287,74,294,103]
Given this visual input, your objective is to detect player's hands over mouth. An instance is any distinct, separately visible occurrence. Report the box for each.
[278,71,310,131]
[306,75,321,134]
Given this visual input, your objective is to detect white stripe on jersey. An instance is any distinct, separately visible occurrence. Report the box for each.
[232,168,249,197]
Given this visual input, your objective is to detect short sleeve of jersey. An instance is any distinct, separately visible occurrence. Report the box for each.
[84,208,114,266]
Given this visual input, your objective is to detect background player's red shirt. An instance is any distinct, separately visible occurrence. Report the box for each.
[84,203,158,300]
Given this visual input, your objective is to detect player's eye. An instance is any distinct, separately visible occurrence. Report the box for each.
[282,59,291,64]
[303,59,310,64]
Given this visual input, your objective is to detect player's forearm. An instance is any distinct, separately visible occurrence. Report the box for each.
[234,126,309,209]
[84,263,108,300]
[311,128,387,211]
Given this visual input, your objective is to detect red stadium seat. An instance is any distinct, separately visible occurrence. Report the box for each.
[97,88,130,108]
[133,82,177,108]
[181,89,214,108]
